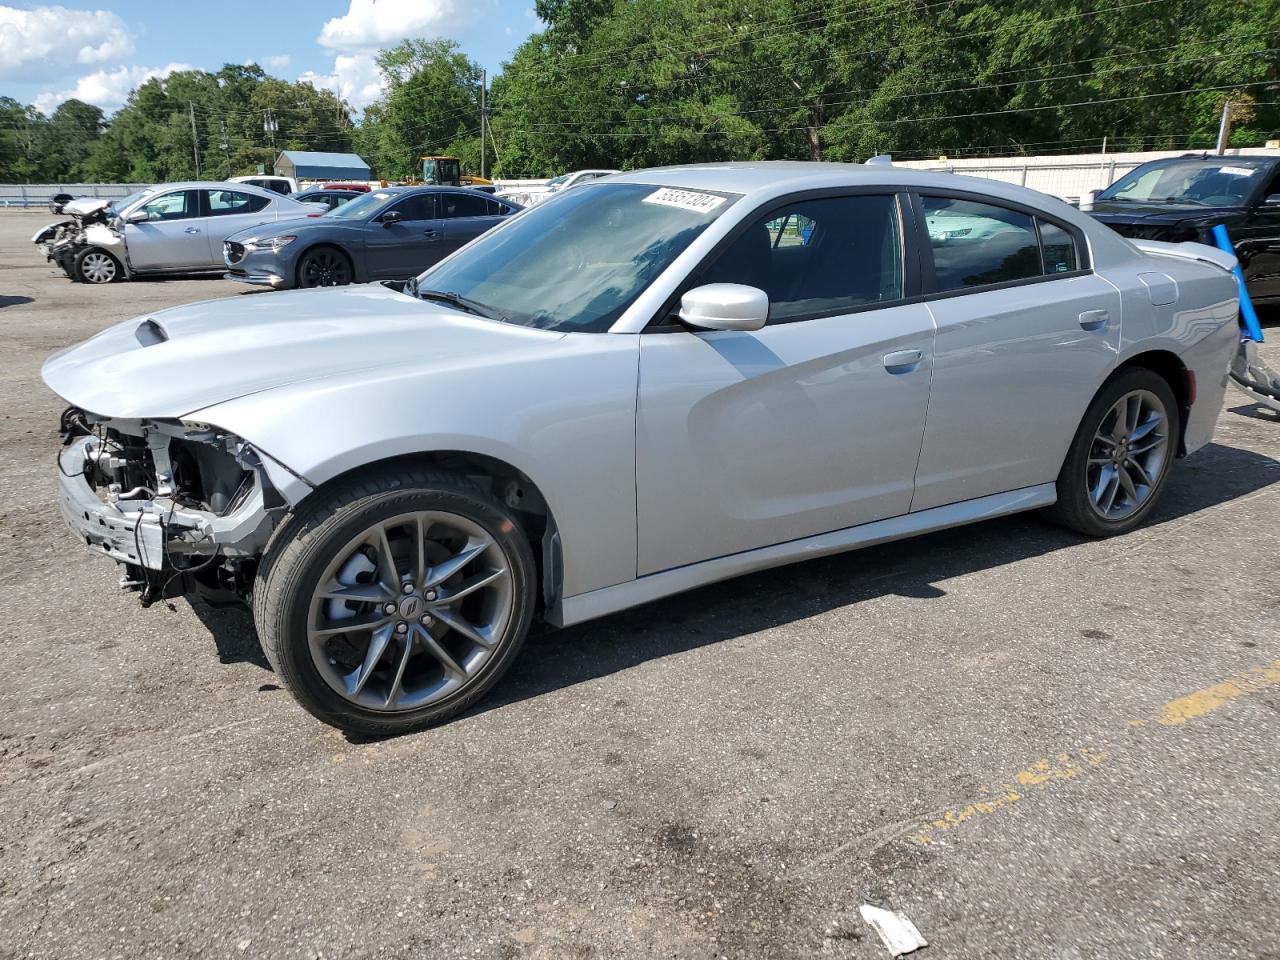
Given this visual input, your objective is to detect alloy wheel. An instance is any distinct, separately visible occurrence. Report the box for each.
[1086,388,1169,521]
[306,511,514,712]
[300,251,350,287]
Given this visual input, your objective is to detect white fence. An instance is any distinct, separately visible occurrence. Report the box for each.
[0,183,148,207]
[895,148,1280,202]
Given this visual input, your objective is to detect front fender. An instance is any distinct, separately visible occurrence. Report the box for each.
[189,334,641,599]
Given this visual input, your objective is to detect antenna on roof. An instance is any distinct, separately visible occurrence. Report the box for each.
[864,155,893,166]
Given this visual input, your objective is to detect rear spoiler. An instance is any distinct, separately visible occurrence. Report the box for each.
[1131,239,1237,273]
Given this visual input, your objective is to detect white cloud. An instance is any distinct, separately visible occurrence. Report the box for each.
[244,54,292,72]
[35,62,192,114]
[0,4,133,81]
[317,0,455,52]
[299,53,385,110]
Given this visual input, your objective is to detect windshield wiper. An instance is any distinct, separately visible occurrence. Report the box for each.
[1151,196,1211,206]
[413,285,505,321]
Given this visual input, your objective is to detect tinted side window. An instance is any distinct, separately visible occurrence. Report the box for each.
[136,190,198,221]
[923,197,1042,290]
[387,194,437,221]
[698,194,903,323]
[1038,219,1078,274]
[440,193,491,218]
[485,197,514,216]
[206,189,270,216]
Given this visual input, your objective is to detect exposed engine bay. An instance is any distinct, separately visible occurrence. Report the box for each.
[57,407,285,606]
[33,197,129,280]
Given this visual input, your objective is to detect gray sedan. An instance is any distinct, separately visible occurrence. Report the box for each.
[44,162,1240,734]
[223,186,520,289]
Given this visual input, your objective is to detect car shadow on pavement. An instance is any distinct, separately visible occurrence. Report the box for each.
[473,440,1280,722]
[0,295,34,308]
[182,440,1280,736]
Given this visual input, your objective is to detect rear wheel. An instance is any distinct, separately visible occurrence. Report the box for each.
[297,247,352,288]
[74,247,122,284]
[1045,367,1179,537]
[254,468,537,736]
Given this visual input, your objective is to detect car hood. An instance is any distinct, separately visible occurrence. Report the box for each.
[63,197,112,217]
[227,216,358,243]
[1088,200,1235,223]
[42,283,565,419]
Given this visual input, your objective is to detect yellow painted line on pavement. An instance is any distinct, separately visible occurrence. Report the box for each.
[911,661,1280,843]
[1157,659,1280,725]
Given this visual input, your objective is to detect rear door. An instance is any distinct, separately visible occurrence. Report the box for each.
[438,192,506,256]
[363,192,445,279]
[201,189,275,265]
[122,189,207,270]
[910,192,1122,511]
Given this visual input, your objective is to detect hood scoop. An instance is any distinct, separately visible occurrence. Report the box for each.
[135,319,168,346]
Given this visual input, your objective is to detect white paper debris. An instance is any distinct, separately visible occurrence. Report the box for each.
[859,904,928,957]
[642,187,727,213]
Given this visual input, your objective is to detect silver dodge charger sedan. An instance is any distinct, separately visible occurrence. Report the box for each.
[44,162,1241,735]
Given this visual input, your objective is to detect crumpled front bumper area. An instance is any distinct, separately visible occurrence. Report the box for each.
[57,432,273,574]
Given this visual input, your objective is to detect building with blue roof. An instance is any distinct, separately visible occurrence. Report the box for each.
[273,151,372,181]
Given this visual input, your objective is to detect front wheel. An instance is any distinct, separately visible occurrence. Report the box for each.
[254,468,537,736]
[296,247,352,288]
[73,246,122,284]
[1045,367,1180,537]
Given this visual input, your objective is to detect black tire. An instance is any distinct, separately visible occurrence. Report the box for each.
[73,246,123,284]
[1044,366,1180,537]
[296,246,353,288]
[253,466,537,736]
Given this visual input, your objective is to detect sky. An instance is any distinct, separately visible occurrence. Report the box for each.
[0,0,544,115]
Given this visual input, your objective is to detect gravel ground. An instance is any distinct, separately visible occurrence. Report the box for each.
[1,209,1278,960]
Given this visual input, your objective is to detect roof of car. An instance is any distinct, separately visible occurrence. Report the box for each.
[605,160,1088,212]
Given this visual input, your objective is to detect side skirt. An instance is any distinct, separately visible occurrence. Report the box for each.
[549,483,1057,628]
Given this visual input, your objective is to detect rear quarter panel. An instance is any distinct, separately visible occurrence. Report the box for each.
[1102,246,1239,454]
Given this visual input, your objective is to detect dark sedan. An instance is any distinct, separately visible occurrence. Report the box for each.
[293,188,363,211]
[223,186,521,290]
[1087,154,1280,303]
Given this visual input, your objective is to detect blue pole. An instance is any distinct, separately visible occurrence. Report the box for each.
[1211,223,1264,342]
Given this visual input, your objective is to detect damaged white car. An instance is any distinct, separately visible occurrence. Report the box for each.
[45,163,1241,735]
[34,182,325,283]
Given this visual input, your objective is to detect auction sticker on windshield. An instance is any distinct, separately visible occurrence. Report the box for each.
[1219,166,1258,177]
[643,188,727,213]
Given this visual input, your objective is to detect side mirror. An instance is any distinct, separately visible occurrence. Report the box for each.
[126,210,149,224]
[380,209,403,225]
[1262,194,1280,207]
[678,283,769,332]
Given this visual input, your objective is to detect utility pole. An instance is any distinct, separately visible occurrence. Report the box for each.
[188,102,201,177]
[263,109,278,149]
[1216,100,1233,155]
[220,119,231,178]
[480,69,488,180]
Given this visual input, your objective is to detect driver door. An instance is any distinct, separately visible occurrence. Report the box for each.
[123,190,207,270]
[635,192,936,574]
[363,193,445,279]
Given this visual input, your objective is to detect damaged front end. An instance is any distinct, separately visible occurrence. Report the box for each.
[33,198,128,279]
[57,408,285,606]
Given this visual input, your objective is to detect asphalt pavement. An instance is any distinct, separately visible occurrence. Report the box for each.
[1,209,1278,959]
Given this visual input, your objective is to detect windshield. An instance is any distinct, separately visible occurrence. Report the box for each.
[108,188,155,215]
[1098,159,1270,205]
[545,174,570,187]
[323,190,395,219]
[413,182,739,332]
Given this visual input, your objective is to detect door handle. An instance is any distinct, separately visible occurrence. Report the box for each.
[423,229,440,240]
[1079,309,1110,331]
[184,227,200,235]
[883,349,923,373]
